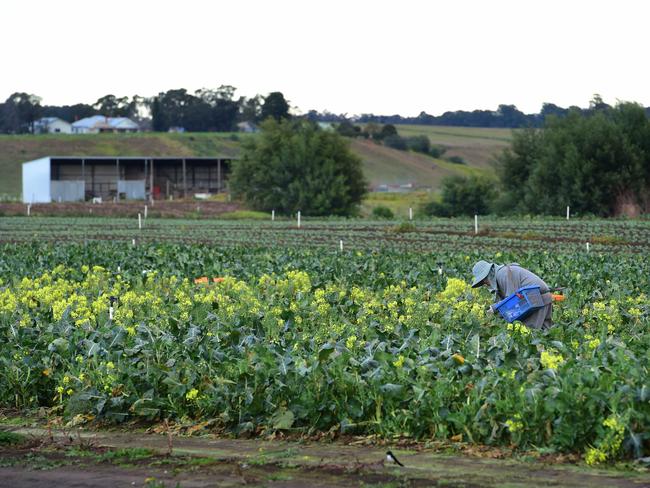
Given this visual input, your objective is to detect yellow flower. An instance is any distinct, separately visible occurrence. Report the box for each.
[505,417,523,433]
[585,447,607,465]
[42,368,51,377]
[186,388,199,401]
[393,355,405,368]
[540,350,564,370]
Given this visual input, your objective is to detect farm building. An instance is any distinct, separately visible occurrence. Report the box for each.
[33,117,73,134]
[71,116,140,134]
[22,156,232,203]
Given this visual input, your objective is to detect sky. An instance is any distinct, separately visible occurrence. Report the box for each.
[1,0,648,116]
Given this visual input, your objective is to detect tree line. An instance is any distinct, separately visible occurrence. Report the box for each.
[308,96,650,129]
[4,86,649,135]
[0,88,290,134]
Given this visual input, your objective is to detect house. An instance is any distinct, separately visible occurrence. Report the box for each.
[236,121,258,133]
[71,115,140,134]
[33,117,72,134]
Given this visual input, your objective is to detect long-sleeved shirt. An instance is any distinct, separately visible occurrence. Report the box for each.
[492,263,553,329]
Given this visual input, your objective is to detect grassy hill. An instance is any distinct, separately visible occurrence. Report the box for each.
[0,127,511,199]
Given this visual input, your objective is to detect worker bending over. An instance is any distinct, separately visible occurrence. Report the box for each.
[470,260,554,329]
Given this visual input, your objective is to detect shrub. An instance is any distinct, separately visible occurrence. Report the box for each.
[447,155,465,164]
[406,135,431,154]
[384,134,407,151]
[429,145,447,158]
[372,206,394,219]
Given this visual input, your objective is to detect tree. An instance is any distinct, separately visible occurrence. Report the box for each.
[494,100,650,216]
[93,94,130,117]
[1,92,42,133]
[230,119,367,216]
[240,95,262,123]
[260,92,290,121]
[422,176,495,217]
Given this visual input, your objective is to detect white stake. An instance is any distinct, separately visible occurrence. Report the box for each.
[138,213,142,229]
[474,214,478,234]
[566,206,570,220]
[438,266,443,276]
[144,205,148,219]
[297,211,301,228]
[409,207,413,220]
[339,239,343,252]
[272,209,275,221]
[132,238,136,246]
[109,306,114,320]
[27,204,31,216]
[586,242,590,252]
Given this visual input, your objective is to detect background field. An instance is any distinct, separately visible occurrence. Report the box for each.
[0,126,510,199]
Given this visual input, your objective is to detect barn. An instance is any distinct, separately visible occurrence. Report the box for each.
[22,156,232,203]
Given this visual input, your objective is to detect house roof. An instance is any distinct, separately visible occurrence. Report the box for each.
[72,115,139,129]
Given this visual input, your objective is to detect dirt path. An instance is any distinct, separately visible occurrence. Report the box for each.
[1,426,649,487]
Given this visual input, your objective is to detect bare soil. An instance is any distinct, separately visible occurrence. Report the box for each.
[1,425,648,488]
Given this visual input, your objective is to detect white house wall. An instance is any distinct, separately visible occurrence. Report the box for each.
[49,120,72,134]
[22,157,51,203]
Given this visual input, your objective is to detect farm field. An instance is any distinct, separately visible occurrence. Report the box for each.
[0,215,649,479]
[0,216,649,253]
[395,124,513,169]
[0,216,650,488]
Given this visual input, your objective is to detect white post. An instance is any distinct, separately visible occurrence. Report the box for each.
[566,206,570,220]
[409,207,413,221]
[438,266,443,276]
[144,205,148,219]
[297,211,301,228]
[586,242,590,252]
[272,209,275,221]
[474,214,478,234]
[138,213,142,230]
[132,238,136,246]
[27,204,31,216]
[109,305,114,320]
[339,239,343,252]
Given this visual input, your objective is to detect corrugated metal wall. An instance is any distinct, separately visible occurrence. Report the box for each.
[51,181,85,202]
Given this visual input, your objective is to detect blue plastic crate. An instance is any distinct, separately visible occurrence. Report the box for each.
[493,286,544,323]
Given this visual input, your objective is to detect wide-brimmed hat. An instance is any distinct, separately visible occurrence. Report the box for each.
[471,260,494,288]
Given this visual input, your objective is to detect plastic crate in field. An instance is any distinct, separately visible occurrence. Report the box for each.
[494,286,544,323]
